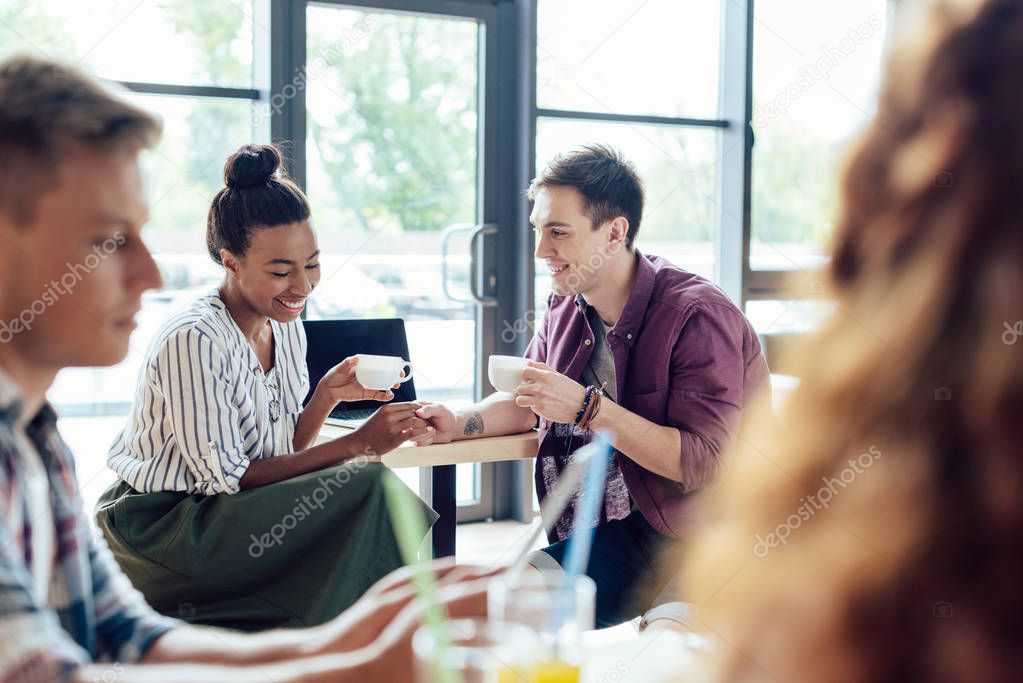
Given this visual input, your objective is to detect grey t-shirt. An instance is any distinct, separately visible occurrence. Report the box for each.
[580,305,633,514]
[581,306,617,401]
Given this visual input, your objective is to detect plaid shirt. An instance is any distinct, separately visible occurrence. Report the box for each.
[0,371,177,682]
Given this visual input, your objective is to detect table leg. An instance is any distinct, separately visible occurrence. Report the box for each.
[431,464,457,557]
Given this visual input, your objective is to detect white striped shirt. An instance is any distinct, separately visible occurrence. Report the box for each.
[108,290,309,495]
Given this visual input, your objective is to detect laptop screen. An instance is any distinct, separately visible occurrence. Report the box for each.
[302,318,417,415]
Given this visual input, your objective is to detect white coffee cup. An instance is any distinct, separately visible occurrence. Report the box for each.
[488,355,528,393]
[355,354,413,391]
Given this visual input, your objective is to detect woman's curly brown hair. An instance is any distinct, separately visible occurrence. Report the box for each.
[683,1,1023,680]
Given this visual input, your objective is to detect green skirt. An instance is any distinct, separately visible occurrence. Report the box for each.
[95,461,436,632]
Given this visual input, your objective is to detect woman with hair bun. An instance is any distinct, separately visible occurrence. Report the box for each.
[96,143,436,632]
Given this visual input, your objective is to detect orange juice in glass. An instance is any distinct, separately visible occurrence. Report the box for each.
[489,575,594,683]
[498,660,580,683]
[535,659,581,683]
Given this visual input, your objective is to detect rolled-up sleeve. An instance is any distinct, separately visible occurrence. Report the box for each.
[159,328,250,494]
[668,305,749,491]
[0,524,87,683]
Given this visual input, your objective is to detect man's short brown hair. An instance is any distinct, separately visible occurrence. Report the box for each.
[0,55,162,224]
[528,144,645,249]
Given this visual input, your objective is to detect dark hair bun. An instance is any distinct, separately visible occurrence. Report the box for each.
[224,144,283,190]
[207,143,310,265]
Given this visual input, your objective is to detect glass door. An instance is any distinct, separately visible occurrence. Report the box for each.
[303,0,518,527]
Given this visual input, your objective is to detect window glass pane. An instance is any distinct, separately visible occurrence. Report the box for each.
[746,299,834,377]
[0,0,255,87]
[137,95,254,249]
[305,5,478,404]
[746,299,834,336]
[750,1,889,270]
[49,94,253,412]
[456,462,479,506]
[534,118,720,316]
[537,0,720,119]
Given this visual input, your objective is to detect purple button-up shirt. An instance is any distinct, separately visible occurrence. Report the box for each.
[525,251,769,540]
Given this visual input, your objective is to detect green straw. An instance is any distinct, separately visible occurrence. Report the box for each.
[382,474,459,683]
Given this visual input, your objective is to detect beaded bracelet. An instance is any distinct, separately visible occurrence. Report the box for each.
[579,391,600,430]
[574,385,596,425]
[577,393,596,431]
[578,381,607,431]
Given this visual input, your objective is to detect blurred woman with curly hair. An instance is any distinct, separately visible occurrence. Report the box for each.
[684,0,1023,680]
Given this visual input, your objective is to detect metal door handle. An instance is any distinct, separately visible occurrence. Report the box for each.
[468,223,497,307]
[440,222,497,306]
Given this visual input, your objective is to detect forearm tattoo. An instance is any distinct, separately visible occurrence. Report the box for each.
[463,411,484,436]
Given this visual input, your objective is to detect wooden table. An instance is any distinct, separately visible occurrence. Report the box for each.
[316,426,537,557]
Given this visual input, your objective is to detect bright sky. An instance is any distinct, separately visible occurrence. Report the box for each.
[20,0,254,87]
[752,0,889,139]
[12,1,888,143]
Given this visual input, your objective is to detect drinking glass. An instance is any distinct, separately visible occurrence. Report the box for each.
[488,574,596,682]
[413,618,537,683]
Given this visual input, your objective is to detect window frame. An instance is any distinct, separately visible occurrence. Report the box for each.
[531,0,750,306]
[744,0,900,304]
[40,2,267,418]
[17,0,900,523]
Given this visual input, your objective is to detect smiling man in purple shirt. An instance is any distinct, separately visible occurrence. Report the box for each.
[415,144,769,627]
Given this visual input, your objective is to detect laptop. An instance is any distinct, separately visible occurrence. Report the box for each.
[303,318,417,428]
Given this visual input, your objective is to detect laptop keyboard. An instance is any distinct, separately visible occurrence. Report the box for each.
[331,406,377,420]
